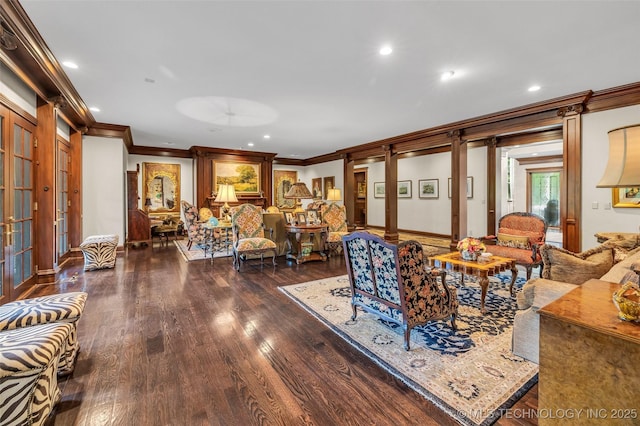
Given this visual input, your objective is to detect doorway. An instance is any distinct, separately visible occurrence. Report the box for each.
[0,105,36,303]
[528,167,562,246]
[353,168,367,227]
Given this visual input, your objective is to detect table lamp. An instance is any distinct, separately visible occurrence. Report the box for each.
[326,188,342,203]
[285,181,314,213]
[214,184,238,221]
[596,124,640,189]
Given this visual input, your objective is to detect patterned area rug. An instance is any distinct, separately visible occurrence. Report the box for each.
[279,273,538,426]
[173,239,232,261]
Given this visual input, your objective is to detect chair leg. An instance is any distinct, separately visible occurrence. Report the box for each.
[526,265,532,280]
[271,251,277,267]
[403,326,411,351]
[451,313,457,331]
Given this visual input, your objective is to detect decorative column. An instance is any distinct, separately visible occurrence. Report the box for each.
[486,137,497,238]
[450,130,467,247]
[559,104,583,252]
[344,154,355,229]
[383,145,399,244]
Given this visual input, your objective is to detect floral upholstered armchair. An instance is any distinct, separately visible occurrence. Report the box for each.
[482,212,547,280]
[181,200,219,255]
[343,232,458,350]
[230,203,277,271]
[321,202,349,256]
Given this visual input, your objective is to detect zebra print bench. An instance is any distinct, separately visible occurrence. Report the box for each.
[0,292,87,376]
[79,234,118,270]
[0,322,73,426]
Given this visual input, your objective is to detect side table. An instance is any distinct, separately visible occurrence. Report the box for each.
[285,224,328,264]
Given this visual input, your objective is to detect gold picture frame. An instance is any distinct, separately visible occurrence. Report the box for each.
[311,178,322,200]
[612,187,640,208]
[323,176,335,200]
[143,162,181,213]
[213,160,261,195]
[274,170,297,210]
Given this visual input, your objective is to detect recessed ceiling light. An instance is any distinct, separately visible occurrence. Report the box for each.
[532,152,539,156]
[144,77,156,84]
[263,134,271,139]
[441,70,455,81]
[163,142,175,146]
[248,142,254,147]
[62,61,78,69]
[379,45,393,56]
[528,85,541,92]
[89,106,100,112]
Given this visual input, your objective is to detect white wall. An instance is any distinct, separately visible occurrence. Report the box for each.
[582,104,640,248]
[127,155,195,218]
[82,136,126,243]
[273,162,343,209]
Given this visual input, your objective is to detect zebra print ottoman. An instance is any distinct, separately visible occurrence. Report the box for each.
[79,234,118,270]
[0,292,87,376]
[0,322,73,426]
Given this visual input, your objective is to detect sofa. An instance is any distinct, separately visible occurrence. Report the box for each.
[512,233,640,363]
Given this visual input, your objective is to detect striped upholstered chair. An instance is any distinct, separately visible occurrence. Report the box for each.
[230,203,277,271]
[0,292,88,376]
[321,202,349,257]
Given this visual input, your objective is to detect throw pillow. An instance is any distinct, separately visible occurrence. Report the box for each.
[541,244,615,285]
[619,270,640,285]
[497,233,531,250]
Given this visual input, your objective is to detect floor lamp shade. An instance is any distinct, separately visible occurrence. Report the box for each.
[326,188,342,201]
[597,124,640,187]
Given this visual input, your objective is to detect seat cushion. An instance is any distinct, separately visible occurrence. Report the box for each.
[236,238,276,251]
[487,244,539,265]
[327,232,349,243]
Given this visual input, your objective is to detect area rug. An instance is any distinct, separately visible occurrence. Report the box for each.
[173,239,232,261]
[279,273,537,426]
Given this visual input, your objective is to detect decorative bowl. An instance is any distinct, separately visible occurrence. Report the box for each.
[612,281,640,322]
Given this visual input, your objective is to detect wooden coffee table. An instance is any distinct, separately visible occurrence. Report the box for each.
[428,252,518,314]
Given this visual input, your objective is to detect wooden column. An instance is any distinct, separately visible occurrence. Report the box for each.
[35,98,57,279]
[486,137,497,237]
[450,130,467,246]
[68,129,83,250]
[560,104,583,252]
[344,155,355,228]
[383,145,398,244]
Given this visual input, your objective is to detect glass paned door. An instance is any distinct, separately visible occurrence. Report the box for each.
[529,169,561,227]
[57,139,70,261]
[0,108,7,303]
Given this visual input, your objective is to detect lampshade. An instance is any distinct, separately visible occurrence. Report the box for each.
[326,188,342,201]
[284,181,313,200]
[285,181,313,212]
[214,184,238,203]
[597,124,640,187]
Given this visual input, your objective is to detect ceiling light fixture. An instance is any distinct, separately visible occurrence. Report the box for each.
[89,106,100,112]
[263,134,271,139]
[248,142,254,147]
[62,61,78,69]
[379,45,393,56]
[441,71,455,81]
[528,85,541,92]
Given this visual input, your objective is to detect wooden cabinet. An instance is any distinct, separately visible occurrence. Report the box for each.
[127,170,151,246]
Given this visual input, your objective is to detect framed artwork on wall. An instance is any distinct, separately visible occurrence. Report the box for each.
[418,179,439,199]
[273,170,297,210]
[213,160,260,195]
[357,181,367,198]
[373,182,385,198]
[612,187,640,208]
[323,176,335,200]
[448,176,474,198]
[143,162,181,213]
[397,180,412,198]
[311,178,322,200]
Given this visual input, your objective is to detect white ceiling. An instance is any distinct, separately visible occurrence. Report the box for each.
[19,0,640,159]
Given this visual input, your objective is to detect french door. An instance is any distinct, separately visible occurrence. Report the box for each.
[527,167,562,228]
[0,105,36,303]
[56,138,70,264]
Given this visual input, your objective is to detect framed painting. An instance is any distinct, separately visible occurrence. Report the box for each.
[612,187,640,208]
[448,177,474,198]
[274,170,297,210]
[285,212,295,225]
[143,162,181,213]
[296,212,307,225]
[311,178,322,200]
[397,180,412,198]
[213,160,260,195]
[374,182,385,198]
[357,181,367,199]
[323,176,335,200]
[418,179,439,199]
[306,209,319,224]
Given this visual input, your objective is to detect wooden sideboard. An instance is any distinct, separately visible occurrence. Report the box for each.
[126,170,151,246]
[538,279,640,424]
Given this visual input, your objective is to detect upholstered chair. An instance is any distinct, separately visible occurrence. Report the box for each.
[343,232,458,350]
[180,201,219,254]
[230,203,277,271]
[482,212,547,280]
[321,202,349,256]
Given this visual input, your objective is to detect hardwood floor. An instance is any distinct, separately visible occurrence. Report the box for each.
[31,242,537,425]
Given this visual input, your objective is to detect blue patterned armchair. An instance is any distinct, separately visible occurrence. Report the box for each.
[343,232,458,350]
[181,200,219,255]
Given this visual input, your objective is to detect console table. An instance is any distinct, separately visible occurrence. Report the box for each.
[285,224,328,264]
[538,279,640,424]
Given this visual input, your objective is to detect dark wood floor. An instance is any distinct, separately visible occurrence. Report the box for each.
[32,241,537,425]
